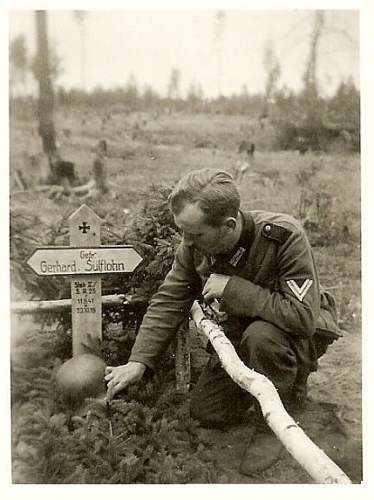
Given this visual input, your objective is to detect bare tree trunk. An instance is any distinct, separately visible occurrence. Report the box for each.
[303,11,324,124]
[35,11,57,157]
[93,142,109,194]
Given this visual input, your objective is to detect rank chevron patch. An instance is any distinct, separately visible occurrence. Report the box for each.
[286,279,313,302]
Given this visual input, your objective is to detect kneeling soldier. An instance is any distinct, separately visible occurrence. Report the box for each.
[105,168,340,474]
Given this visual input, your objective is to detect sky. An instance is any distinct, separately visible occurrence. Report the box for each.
[9,9,359,98]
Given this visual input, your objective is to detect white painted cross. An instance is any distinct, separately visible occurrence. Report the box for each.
[27,204,143,356]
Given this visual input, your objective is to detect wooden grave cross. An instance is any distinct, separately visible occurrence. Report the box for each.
[70,205,101,355]
[27,204,143,355]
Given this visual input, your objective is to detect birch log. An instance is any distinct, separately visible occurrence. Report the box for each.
[190,300,351,484]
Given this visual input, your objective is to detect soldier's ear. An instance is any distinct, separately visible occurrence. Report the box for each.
[223,217,237,232]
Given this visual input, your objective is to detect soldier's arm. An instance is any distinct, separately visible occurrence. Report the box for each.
[128,244,201,370]
[220,227,320,337]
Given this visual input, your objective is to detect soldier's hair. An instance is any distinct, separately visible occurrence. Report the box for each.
[169,168,240,226]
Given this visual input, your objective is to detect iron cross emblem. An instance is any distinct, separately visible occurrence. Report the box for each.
[79,221,91,234]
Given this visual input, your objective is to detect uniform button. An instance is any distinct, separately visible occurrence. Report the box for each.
[264,224,272,232]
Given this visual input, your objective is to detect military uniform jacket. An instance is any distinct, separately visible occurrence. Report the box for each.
[129,210,339,371]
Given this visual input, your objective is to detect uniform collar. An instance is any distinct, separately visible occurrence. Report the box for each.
[210,210,255,269]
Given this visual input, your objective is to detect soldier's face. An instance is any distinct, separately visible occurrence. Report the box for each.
[174,202,232,256]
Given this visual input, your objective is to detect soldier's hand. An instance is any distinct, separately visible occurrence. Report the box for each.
[105,361,146,401]
[202,273,230,302]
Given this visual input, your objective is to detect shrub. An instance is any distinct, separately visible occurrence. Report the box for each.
[295,161,355,247]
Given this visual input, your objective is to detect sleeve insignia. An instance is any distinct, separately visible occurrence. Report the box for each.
[286,279,313,302]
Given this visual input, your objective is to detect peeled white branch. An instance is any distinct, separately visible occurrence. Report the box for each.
[190,300,351,484]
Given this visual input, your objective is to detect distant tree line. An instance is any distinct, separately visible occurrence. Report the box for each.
[10,78,360,153]
[54,79,362,152]
[50,78,358,118]
[10,26,360,153]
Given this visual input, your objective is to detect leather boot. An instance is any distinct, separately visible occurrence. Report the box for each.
[239,410,284,475]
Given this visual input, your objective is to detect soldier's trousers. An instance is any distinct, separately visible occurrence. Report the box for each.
[190,319,313,428]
